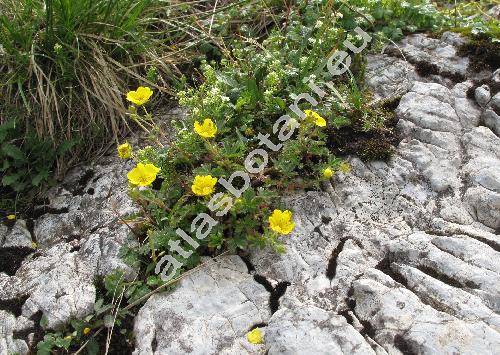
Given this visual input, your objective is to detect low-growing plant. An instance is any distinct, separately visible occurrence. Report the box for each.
[0,117,76,213]
[30,0,499,353]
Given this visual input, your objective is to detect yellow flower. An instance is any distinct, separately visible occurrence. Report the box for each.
[323,168,334,179]
[244,127,254,136]
[269,209,295,235]
[127,163,160,187]
[339,162,351,174]
[304,110,327,127]
[64,335,72,341]
[83,327,91,335]
[6,214,16,220]
[117,142,132,159]
[126,86,153,106]
[246,328,263,344]
[191,175,217,196]
[194,118,217,138]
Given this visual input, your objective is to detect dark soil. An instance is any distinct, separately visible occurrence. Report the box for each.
[86,279,136,355]
[99,313,136,355]
[0,294,29,317]
[326,102,400,162]
[457,38,500,73]
[0,246,34,276]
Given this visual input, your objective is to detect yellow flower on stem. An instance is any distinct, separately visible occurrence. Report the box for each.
[269,209,295,235]
[127,163,160,187]
[194,118,217,138]
[191,175,217,196]
[126,86,153,106]
[323,167,334,179]
[7,214,16,220]
[246,328,264,344]
[304,110,327,127]
[117,142,132,159]
[83,327,91,335]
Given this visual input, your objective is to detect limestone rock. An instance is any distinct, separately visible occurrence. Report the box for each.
[475,84,491,108]
[0,220,33,249]
[266,304,375,355]
[133,256,270,355]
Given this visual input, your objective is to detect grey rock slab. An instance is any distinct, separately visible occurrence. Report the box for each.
[482,109,500,136]
[365,54,419,100]
[491,92,500,112]
[388,232,500,312]
[0,244,96,329]
[245,43,500,354]
[394,33,469,79]
[266,304,375,355]
[1,220,33,249]
[133,255,270,355]
[352,269,500,355]
[475,84,491,108]
[0,311,29,355]
[0,159,139,333]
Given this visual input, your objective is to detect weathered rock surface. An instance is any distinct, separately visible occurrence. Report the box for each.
[2,32,500,355]
[246,33,500,354]
[0,156,138,353]
[133,256,269,355]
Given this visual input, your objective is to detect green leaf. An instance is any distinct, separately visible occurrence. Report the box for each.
[94,298,104,311]
[2,143,26,162]
[40,315,49,329]
[86,338,100,355]
[57,140,77,155]
[32,170,49,186]
[2,173,20,186]
[0,159,10,172]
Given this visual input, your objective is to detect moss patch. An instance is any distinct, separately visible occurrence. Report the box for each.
[457,38,500,73]
[326,103,400,163]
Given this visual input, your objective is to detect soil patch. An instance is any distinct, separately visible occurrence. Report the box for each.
[0,246,33,276]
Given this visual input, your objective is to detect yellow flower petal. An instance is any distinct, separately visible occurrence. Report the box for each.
[194,118,217,138]
[269,209,295,235]
[323,168,333,179]
[83,327,91,335]
[127,163,160,187]
[246,328,264,344]
[191,175,217,196]
[315,116,326,127]
[117,142,132,159]
[6,214,16,220]
[126,86,153,106]
[304,110,326,127]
